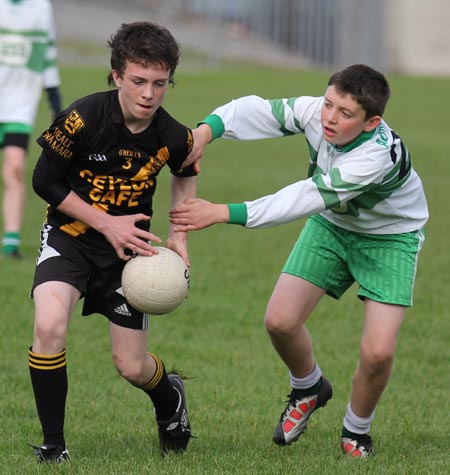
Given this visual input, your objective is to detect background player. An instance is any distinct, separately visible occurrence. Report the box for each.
[170,64,428,457]
[0,0,61,259]
[28,21,196,463]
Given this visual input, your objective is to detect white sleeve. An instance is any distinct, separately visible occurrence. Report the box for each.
[244,149,388,229]
[42,2,60,88]
[245,178,325,228]
[213,95,321,140]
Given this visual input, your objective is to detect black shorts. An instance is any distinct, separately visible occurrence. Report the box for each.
[32,224,149,330]
[1,132,30,150]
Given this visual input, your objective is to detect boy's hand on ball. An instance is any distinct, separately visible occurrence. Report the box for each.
[100,213,162,261]
[166,236,190,268]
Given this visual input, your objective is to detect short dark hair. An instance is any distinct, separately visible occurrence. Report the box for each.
[328,64,391,119]
[107,21,180,86]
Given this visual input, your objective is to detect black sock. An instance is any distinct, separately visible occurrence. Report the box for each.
[28,347,67,448]
[342,427,366,440]
[292,377,323,398]
[141,353,178,421]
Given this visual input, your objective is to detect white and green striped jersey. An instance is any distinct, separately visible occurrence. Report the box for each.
[202,95,429,234]
[0,0,60,126]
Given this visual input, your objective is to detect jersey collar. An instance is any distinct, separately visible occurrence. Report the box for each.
[329,128,377,153]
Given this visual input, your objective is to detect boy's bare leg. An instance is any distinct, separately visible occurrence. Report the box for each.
[350,299,406,417]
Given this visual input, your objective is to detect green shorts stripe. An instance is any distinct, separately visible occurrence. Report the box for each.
[282,214,425,306]
[0,122,32,146]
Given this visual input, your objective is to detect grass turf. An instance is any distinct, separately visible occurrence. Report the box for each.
[0,64,449,474]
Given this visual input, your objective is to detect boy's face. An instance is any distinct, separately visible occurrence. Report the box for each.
[112,61,170,129]
[321,86,380,147]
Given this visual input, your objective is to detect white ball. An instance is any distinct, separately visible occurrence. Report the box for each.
[121,247,190,315]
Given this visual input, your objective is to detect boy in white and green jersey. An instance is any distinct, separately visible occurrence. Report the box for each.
[170,64,429,457]
[0,0,61,258]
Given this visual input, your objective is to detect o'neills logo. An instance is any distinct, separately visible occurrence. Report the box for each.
[64,110,85,135]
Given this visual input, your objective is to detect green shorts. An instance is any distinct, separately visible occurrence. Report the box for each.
[282,214,425,306]
[0,122,32,148]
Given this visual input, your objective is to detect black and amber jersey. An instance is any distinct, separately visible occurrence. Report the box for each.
[34,90,196,247]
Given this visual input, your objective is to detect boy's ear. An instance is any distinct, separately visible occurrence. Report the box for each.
[111,70,122,88]
[364,115,382,132]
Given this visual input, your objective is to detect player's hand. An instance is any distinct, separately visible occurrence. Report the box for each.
[180,124,213,173]
[101,213,162,261]
[166,235,190,268]
[169,198,229,231]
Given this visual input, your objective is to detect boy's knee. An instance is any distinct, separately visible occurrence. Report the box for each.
[112,354,145,385]
[33,320,66,353]
[264,311,296,336]
[361,345,395,373]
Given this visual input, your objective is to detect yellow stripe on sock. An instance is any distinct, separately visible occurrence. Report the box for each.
[28,348,66,371]
[28,360,67,370]
[141,353,164,392]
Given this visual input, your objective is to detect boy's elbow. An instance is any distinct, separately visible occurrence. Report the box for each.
[32,167,46,200]
[32,170,42,196]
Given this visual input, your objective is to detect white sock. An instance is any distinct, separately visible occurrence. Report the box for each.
[289,364,322,390]
[343,403,375,435]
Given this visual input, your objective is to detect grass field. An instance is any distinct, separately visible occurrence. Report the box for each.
[0,64,449,474]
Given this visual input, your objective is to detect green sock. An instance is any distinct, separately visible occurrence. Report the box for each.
[2,232,20,254]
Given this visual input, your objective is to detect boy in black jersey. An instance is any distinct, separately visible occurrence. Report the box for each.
[28,22,197,463]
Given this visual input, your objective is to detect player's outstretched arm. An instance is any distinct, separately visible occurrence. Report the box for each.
[169,198,229,231]
[180,124,213,173]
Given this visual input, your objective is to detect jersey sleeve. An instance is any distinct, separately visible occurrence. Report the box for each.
[36,106,85,162]
[232,149,389,229]
[32,151,71,207]
[166,126,197,177]
[200,95,323,141]
[34,105,87,205]
[42,1,60,89]
[242,177,327,228]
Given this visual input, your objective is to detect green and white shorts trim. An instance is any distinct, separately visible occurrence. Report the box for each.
[0,122,32,147]
[282,214,425,306]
